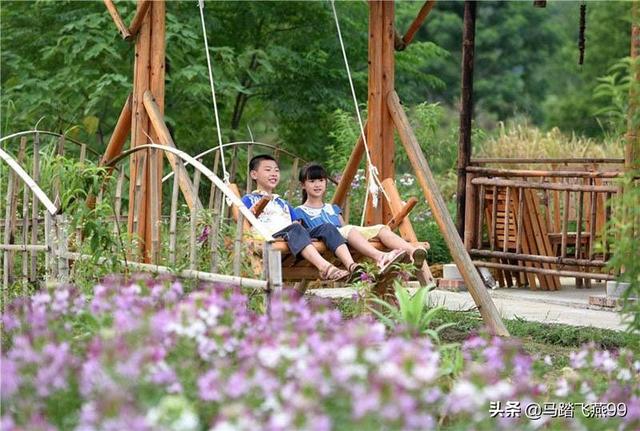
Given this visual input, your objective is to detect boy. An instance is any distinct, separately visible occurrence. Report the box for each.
[241,155,360,282]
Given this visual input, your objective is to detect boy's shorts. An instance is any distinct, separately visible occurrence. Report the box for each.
[338,224,386,240]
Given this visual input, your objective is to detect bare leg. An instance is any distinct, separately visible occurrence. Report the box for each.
[346,229,386,261]
[334,244,356,269]
[376,226,416,253]
[300,244,332,271]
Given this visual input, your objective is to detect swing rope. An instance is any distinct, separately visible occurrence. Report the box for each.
[329,0,391,224]
[198,0,229,184]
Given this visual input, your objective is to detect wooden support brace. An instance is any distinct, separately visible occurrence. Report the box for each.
[103,0,132,39]
[387,197,418,231]
[127,0,152,40]
[332,130,365,208]
[143,90,202,210]
[402,0,436,47]
[381,178,418,241]
[100,94,132,168]
[387,90,509,336]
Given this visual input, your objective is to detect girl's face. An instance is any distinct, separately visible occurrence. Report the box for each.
[301,178,327,200]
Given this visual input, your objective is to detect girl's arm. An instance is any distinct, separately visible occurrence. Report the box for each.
[338,215,346,226]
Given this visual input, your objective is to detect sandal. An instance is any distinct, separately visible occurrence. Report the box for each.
[347,263,367,283]
[319,264,350,282]
[411,247,428,268]
[377,250,407,276]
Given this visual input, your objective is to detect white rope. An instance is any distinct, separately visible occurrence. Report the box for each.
[198,0,229,184]
[330,0,391,217]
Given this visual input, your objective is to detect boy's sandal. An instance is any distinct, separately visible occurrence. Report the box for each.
[377,250,408,276]
[411,247,428,268]
[320,265,350,282]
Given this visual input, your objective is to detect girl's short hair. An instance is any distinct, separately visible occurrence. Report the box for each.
[298,163,328,182]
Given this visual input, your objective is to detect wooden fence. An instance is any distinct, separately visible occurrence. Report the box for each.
[463,159,625,289]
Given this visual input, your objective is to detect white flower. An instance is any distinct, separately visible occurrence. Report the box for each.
[617,368,632,381]
[258,346,281,368]
[337,345,357,363]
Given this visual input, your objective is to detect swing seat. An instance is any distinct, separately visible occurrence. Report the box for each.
[228,184,427,282]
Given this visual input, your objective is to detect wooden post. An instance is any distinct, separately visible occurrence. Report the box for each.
[388,91,509,336]
[463,173,477,250]
[456,0,477,237]
[332,132,365,208]
[103,0,132,39]
[365,0,395,225]
[626,1,639,171]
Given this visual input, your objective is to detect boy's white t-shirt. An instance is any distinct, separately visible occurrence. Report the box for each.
[241,191,298,236]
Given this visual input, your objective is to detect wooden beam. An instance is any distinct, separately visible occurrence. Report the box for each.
[456,0,477,237]
[365,1,395,224]
[388,90,509,336]
[103,0,132,39]
[402,0,436,47]
[100,94,132,167]
[386,197,418,231]
[143,91,202,211]
[127,0,152,40]
[332,130,365,208]
[381,178,417,241]
[145,0,166,265]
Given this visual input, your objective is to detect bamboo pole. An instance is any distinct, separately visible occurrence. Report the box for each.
[388,91,508,336]
[561,190,570,258]
[103,0,132,39]
[30,133,40,282]
[471,177,617,193]
[189,170,200,270]
[3,166,16,297]
[20,139,29,282]
[474,260,614,282]
[471,157,625,165]
[456,0,476,237]
[168,167,180,267]
[143,91,202,210]
[466,166,622,179]
[402,0,436,46]
[625,0,639,171]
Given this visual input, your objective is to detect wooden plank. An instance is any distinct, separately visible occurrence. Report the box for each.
[509,179,538,288]
[474,261,614,282]
[103,0,132,39]
[380,0,395,223]
[560,190,570,258]
[476,184,485,249]
[526,190,561,290]
[502,186,510,253]
[490,186,498,250]
[388,91,508,336]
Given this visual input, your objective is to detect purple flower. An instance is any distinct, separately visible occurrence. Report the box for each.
[197,225,210,243]
[0,357,19,398]
[197,369,221,401]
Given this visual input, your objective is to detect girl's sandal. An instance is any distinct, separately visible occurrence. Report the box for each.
[377,250,408,276]
[319,264,350,282]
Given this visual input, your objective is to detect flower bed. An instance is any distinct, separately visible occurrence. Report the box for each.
[1,276,639,430]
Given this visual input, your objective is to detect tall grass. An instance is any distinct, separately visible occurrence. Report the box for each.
[476,122,624,168]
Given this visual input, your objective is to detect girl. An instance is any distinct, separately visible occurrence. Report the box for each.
[295,163,430,275]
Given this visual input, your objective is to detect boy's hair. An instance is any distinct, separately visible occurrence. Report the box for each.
[299,163,329,204]
[249,154,278,171]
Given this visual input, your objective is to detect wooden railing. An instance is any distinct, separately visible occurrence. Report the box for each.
[463,161,624,289]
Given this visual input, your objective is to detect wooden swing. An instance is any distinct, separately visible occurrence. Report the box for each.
[96,0,509,336]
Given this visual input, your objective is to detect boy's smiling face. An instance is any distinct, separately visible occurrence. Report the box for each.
[250,159,280,192]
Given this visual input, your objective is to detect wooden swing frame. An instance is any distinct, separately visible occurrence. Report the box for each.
[98,0,509,336]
